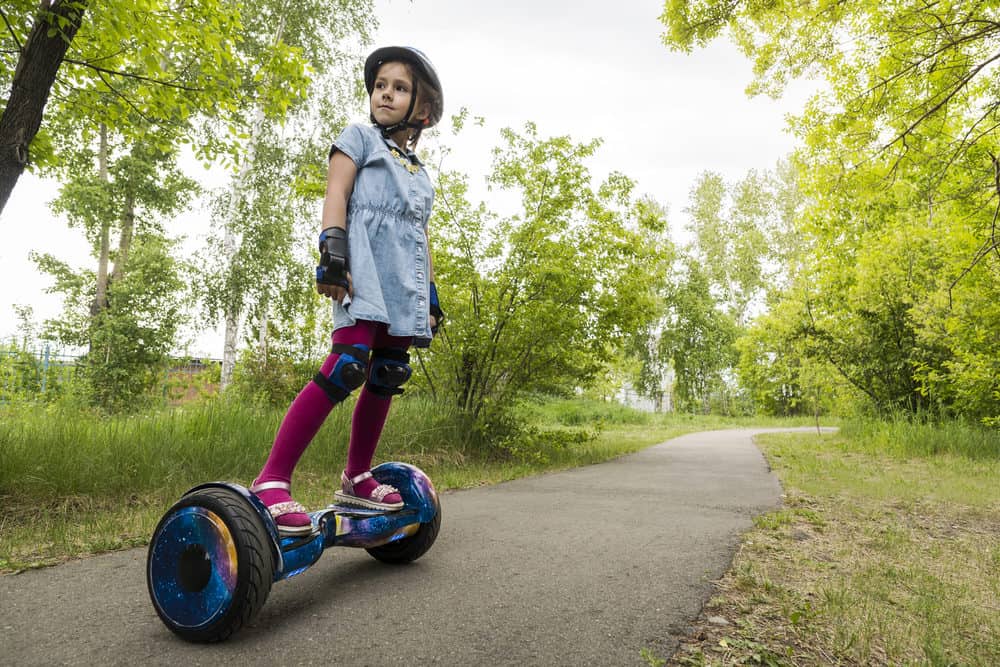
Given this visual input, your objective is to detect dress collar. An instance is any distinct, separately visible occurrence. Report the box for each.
[382,136,424,174]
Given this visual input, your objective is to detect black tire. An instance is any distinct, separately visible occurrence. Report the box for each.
[366,505,441,564]
[147,487,275,642]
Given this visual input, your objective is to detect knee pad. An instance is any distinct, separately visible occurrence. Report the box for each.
[313,343,370,403]
[367,347,412,397]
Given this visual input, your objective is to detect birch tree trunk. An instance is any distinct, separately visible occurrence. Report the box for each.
[219,12,287,389]
[258,306,268,365]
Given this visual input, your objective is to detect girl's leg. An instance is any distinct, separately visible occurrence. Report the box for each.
[341,324,413,503]
[254,321,379,528]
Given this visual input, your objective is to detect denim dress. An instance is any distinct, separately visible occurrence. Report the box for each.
[329,123,435,348]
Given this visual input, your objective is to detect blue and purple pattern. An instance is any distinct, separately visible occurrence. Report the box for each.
[309,462,439,552]
[148,507,238,629]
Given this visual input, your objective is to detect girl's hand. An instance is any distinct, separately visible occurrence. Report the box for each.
[317,273,353,304]
[429,282,443,335]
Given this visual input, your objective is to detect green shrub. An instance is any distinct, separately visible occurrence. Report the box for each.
[228,348,317,407]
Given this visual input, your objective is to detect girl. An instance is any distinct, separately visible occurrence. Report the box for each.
[250,46,445,536]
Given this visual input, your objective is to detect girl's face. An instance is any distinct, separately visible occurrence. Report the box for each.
[370,61,429,128]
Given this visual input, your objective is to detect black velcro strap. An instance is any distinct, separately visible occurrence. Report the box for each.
[313,372,350,404]
[331,343,369,359]
[366,382,404,397]
[371,347,410,362]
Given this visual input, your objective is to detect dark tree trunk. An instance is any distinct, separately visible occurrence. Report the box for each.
[0,0,87,215]
[111,192,136,286]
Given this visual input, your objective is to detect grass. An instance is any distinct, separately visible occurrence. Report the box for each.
[0,395,811,573]
[11,393,993,663]
[670,424,1000,667]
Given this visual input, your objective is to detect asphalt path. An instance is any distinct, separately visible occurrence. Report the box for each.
[0,428,814,666]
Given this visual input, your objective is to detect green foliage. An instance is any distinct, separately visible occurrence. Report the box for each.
[1,0,316,172]
[34,233,188,412]
[525,396,654,427]
[195,124,339,367]
[32,132,196,412]
[635,165,798,414]
[661,0,1000,424]
[684,170,779,321]
[227,347,316,407]
[735,293,858,418]
[11,1,375,408]
[0,342,79,404]
[659,258,741,413]
[192,2,375,385]
[422,122,670,428]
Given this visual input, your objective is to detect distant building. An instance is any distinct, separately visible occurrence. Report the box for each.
[616,367,675,413]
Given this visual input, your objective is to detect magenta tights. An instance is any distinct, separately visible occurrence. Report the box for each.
[256,320,412,486]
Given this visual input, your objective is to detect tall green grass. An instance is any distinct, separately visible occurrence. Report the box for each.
[0,395,481,501]
[840,416,1000,460]
[523,396,654,426]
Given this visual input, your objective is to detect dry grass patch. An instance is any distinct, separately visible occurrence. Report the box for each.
[670,432,1000,667]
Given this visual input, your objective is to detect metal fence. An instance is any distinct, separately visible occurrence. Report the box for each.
[1,338,221,402]
[1,340,81,399]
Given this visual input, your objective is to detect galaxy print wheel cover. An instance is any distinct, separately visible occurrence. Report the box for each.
[371,462,438,523]
[148,506,238,628]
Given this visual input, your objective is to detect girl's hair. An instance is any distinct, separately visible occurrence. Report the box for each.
[397,61,442,151]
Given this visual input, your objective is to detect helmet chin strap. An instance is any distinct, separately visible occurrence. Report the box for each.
[372,78,423,141]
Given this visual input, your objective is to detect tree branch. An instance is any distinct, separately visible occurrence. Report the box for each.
[93,69,157,125]
[0,8,23,51]
[930,104,1000,192]
[882,50,1000,152]
[948,152,1000,305]
[62,57,205,91]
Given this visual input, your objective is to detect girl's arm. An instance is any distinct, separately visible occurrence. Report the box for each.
[426,227,441,331]
[318,151,358,303]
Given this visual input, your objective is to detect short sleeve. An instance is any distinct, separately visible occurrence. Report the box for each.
[328,123,370,166]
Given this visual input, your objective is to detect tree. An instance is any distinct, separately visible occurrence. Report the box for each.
[684,169,783,324]
[661,0,999,162]
[423,122,670,422]
[196,0,375,388]
[661,0,1000,423]
[0,0,310,215]
[33,136,196,410]
[639,166,796,414]
[0,1,85,212]
[657,258,740,413]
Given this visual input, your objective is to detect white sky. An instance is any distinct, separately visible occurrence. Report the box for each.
[0,0,814,356]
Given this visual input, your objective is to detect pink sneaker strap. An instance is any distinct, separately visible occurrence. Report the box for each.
[250,480,291,493]
[344,471,373,487]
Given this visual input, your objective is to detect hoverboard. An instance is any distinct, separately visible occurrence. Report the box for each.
[146,462,439,642]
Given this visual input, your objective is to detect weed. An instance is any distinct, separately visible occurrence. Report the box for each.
[640,646,667,667]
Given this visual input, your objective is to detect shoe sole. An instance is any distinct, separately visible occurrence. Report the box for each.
[333,491,403,512]
[276,523,315,537]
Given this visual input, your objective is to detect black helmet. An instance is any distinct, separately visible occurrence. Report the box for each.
[364,46,444,135]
